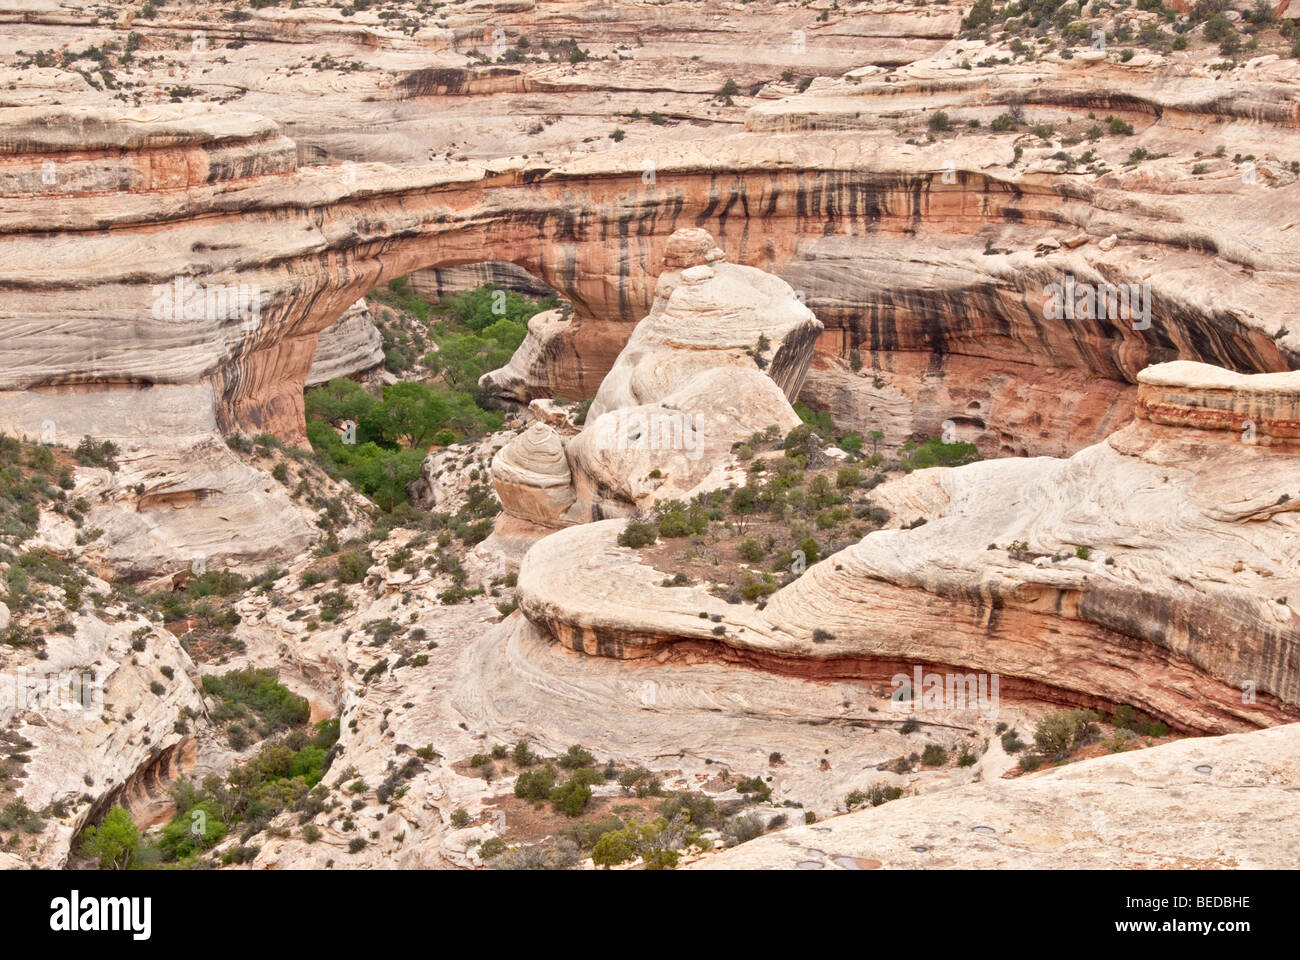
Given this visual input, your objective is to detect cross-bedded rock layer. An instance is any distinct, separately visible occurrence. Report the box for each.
[516,361,1300,734]
[6,46,1299,455]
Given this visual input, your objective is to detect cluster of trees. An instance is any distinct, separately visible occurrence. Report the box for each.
[304,281,556,512]
[77,716,341,869]
[305,378,499,512]
[201,667,312,743]
[898,436,981,472]
[998,704,1167,772]
[423,283,557,401]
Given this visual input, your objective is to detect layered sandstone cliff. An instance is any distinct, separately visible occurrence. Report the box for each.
[6,58,1298,459]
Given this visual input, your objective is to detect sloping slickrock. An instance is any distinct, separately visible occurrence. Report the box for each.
[0,387,316,579]
[517,363,1300,734]
[690,722,1300,870]
[1,611,206,867]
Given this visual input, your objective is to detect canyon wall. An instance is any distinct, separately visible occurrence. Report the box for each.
[5,56,1300,457]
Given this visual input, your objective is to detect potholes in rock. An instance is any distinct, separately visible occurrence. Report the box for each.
[832,855,881,869]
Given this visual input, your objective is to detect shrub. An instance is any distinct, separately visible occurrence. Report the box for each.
[74,435,119,471]
[317,590,352,623]
[990,112,1018,132]
[558,744,596,769]
[591,827,638,868]
[1111,704,1169,738]
[723,813,766,845]
[740,572,777,601]
[921,744,948,766]
[617,521,656,548]
[77,807,138,869]
[845,784,903,809]
[514,766,558,801]
[734,775,772,802]
[657,792,718,828]
[1202,12,1234,41]
[512,739,537,766]
[336,549,370,584]
[549,779,592,817]
[1033,709,1100,760]
[0,800,44,835]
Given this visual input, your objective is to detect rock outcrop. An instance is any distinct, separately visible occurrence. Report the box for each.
[6,0,1300,873]
[517,361,1300,734]
[488,229,816,527]
[489,420,576,527]
[0,606,206,867]
[580,229,822,420]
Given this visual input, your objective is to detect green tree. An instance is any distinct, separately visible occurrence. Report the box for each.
[361,382,452,449]
[78,807,139,869]
[158,800,227,860]
[591,828,637,868]
[304,377,376,425]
